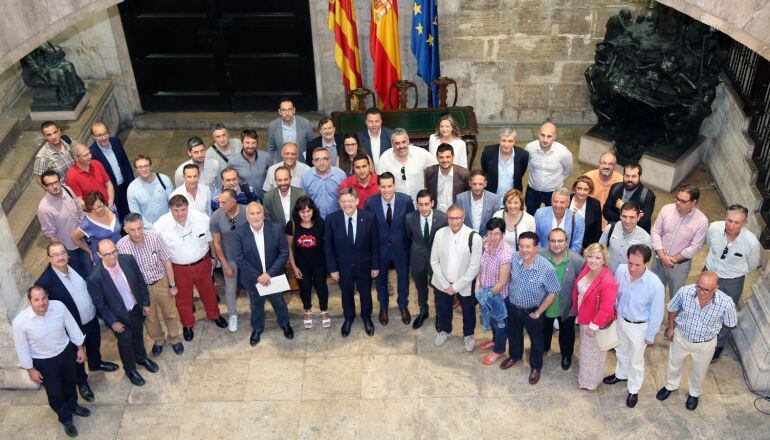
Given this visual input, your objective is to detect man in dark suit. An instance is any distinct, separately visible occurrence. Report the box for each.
[234,202,294,346]
[306,117,343,165]
[603,163,656,232]
[365,172,415,325]
[405,189,448,329]
[455,170,500,238]
[89,121,134,221]
[325,187,380,337]
[263,166,306,227]
[87,239,159,387]
[36,242,119,402]
[356,107,392,169]
[424,143,470,213]
[480,128,529,204]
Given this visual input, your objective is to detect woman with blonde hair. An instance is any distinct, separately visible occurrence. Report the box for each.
[428,115,468,168]
[493,189,536,250]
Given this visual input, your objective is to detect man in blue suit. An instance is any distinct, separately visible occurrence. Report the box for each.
[89,121,134,221]
[365,172,415,326]
[325,187,380,337]
[455,169,500,238]
[234,202,294,346]
[534,187,585,253]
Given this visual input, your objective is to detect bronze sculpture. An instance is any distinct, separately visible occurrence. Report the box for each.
[20,42,86,112]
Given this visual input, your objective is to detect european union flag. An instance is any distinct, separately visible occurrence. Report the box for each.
[411,0,440,106]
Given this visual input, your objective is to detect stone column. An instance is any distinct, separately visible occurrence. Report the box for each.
[733,258,770,392]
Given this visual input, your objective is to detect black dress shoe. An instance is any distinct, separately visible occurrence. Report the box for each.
[89,362,119,372]
[183,327,194,341]
[412,313,428,330]
[626,393,638,408]
[281,323,294,340]
[603,374,627,385]
[400,308,411,325]
[151,344,163,357]
[711,346,724,363]
[212,316,228,328]
[685,394,699,410]
[126,371,145,387]
[250,330,262,346]
[656,387,672,401]
[341,320,353,337]
[561,356,572,371]
[172,342,184,355]
[363,318,375,336]
[379,308,389,326]
[77,383,94,402]
[63,421,78,437]
[137,359,159,373]
[73,405,91,417]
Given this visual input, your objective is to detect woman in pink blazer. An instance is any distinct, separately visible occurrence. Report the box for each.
[572,242,618,390]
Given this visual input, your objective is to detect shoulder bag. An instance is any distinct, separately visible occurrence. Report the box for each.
[594,277,619,351]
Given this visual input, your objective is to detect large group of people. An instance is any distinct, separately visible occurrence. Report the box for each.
[12,99,761,437]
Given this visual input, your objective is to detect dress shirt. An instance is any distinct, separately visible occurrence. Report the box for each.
[496,150,515,205]
[300,166,346,218]
[53,266,96,323]
[428,135,468,168]
[524,140,573,192]
[650,203,708,259]
[600,224,652,272]
[345,211,358,242]
[12,301,85,369]
[421,212,433,238]
[471,195,484,232]
[174,158,222,192]
[614,265,665,342]
[381,195,396,220]
[279,189,292,222]
[154,209,213,264]
[104,262,137,311]
[97,142,124,185]
[229,150,273,197]
[705,221,761,279]
[339,172,379,209]
[33,141,74,183]
[321,139,339,167]
[126,174,174,229]
[569,198,586,220]
[436,168,454,212]
[282,120,297,144]
[116,231,171,284]
[262,161,310,192]
[376,146,438,204]
[37,186,83,250]
[170,184,212,215]
[369,132,382,168]
[667,285,738,343]
[445,228,464,283]
[507,253,561,309]
[250,225,267,272]
[551,213,567,230]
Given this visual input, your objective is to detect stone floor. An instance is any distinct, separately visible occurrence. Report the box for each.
[7,125,769,439]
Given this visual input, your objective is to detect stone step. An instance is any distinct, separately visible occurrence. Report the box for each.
[133,111,325,131]
[7,180,44,257]
[0,131,43,214]
[0,117,21,160]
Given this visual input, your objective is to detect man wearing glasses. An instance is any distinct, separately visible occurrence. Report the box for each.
[301,147,346,218]
[376,128,437,206]
[656,271,737,410]
[267,99,314,163]
[262,142,310,192]
[126,155,174,230]
[704,204,760,362]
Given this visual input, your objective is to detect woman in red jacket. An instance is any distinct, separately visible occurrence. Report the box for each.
[572,242,618,390]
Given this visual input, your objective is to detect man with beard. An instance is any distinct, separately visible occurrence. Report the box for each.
[603,163,656,232]
[230,130,273,199]
[262,142,310,192]
[424,143,470,213]
[583,152,622,225]
[263,166,305,227]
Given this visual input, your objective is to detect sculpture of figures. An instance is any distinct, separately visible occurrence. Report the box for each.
[20,42,86,111]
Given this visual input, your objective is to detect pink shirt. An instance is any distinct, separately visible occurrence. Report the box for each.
[650,203,708,260]
[36,186,83,250]
[104,262,137,311]
[478,241,513,298]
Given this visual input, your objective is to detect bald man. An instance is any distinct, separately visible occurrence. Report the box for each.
[90,121,134,221]
[583,152,622,226]
[524,122,573,214]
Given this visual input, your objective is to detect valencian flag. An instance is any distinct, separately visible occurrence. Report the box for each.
[370,0,402,109]
[411,0,440,106]
[328,0,363,91]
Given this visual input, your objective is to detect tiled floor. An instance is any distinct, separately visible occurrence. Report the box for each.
[8,125,768,440]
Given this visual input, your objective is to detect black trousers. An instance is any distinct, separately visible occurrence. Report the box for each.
[435,289,476,336]
[542,315,576,359]
[506,302,546,369]
[33,344,78,424]
[75,318,104,385]
[112,305,147,373]
[525,186,553,215]
[412,269,433,315]
[298,264,329,311]
[339,269,373,321]
[115,180,131,222]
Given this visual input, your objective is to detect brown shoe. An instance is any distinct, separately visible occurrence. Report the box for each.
[452,295,460,309]
[499,357,517,370]
[528,368,541,385]
[379,308,389,326]
[400,308,411,325]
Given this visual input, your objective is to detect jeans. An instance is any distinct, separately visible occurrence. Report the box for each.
[476,286,508,331]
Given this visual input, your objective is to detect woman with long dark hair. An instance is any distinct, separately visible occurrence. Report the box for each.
[336,133,372,176]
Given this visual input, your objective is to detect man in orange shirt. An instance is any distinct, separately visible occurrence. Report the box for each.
[338,153,379,208]
[583,151,622,226]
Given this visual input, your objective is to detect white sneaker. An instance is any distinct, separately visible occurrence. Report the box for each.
[228,315,238,333]
[464,335,476,352]
[435,331,448,347]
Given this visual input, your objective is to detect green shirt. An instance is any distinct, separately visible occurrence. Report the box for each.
[545,251,567,318]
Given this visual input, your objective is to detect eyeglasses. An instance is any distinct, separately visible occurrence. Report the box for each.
[720,246,729,260]
[135,165,151,170]
[229,217,236,230]
[313,157,330,163]
[400,166,406,181]
[344,142,358,147]
[675,197,691,204]
[100,249,118,257]
[91,204,105,210]
[44,181,61,187]
[49,251,68,258]
[695,285,715,294]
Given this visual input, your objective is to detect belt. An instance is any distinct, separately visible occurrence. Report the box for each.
[172,252,210,267]
[692,337,715,344]
[622,317,646,324]
[514,305,538,314]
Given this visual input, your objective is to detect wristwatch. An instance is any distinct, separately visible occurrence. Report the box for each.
[168,284,176,289]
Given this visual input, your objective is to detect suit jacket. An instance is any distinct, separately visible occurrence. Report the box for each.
[36,264,92,327]
[234,220,289,292]
[263,186,306,227]
[480,144,529,193]
[405,209,448,274]
[602,181,656,233]
[534,206,585,253]
[364,193,414,261]
[89,137,134,189]
[306,134,343,165]
[572,266,617,328]
[537,248,585,320]
[423,164,470,204]
[357,127,392,160]
[430,224,482,296]
[267,116,315,163]
[455,190,500,237]
[324,208,380,276]
[86,255,150,327]
[570,194,603,248]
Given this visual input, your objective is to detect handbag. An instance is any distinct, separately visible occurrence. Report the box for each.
[593,279,619,351]
[285,221,300,292]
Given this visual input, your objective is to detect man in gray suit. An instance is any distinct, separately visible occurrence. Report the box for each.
[263,166,306,227]
[455,169,500,238]
[405,189,448,330]
[267,99,314,163]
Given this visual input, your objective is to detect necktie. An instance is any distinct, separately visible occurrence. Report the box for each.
[423,218,430,242]
[347,216,354,244]
[112,266,137,311]
[386,203,393,226]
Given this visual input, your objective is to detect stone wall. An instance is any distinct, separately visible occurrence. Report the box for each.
[0,66,23,114]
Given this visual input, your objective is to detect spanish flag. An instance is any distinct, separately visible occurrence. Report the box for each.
[328,0,363,91]
[370,0,402,109]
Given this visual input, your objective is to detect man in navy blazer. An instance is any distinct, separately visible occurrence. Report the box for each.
[365,172,415,326]
[90,121,134,221]
[356,107,392,169]
[87,239,158,387]
[480,128,529,201]
[534,187,585,253]
[36,242,119,401]
[234,202,294,346]
[325,187,380,337]
[455,170,501,238]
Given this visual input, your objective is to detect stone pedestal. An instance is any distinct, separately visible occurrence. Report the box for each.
[733,262,770,392]
[578,133,614,166]
[29,92,88,121]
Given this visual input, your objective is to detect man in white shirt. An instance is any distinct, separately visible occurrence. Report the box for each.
[262,142,310,192]
[524,122,574,214]
[263,166,306,227]
[376,128,437,205]
[357,107,393,169]
[170,164,212,215]
[174,136,223,192]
